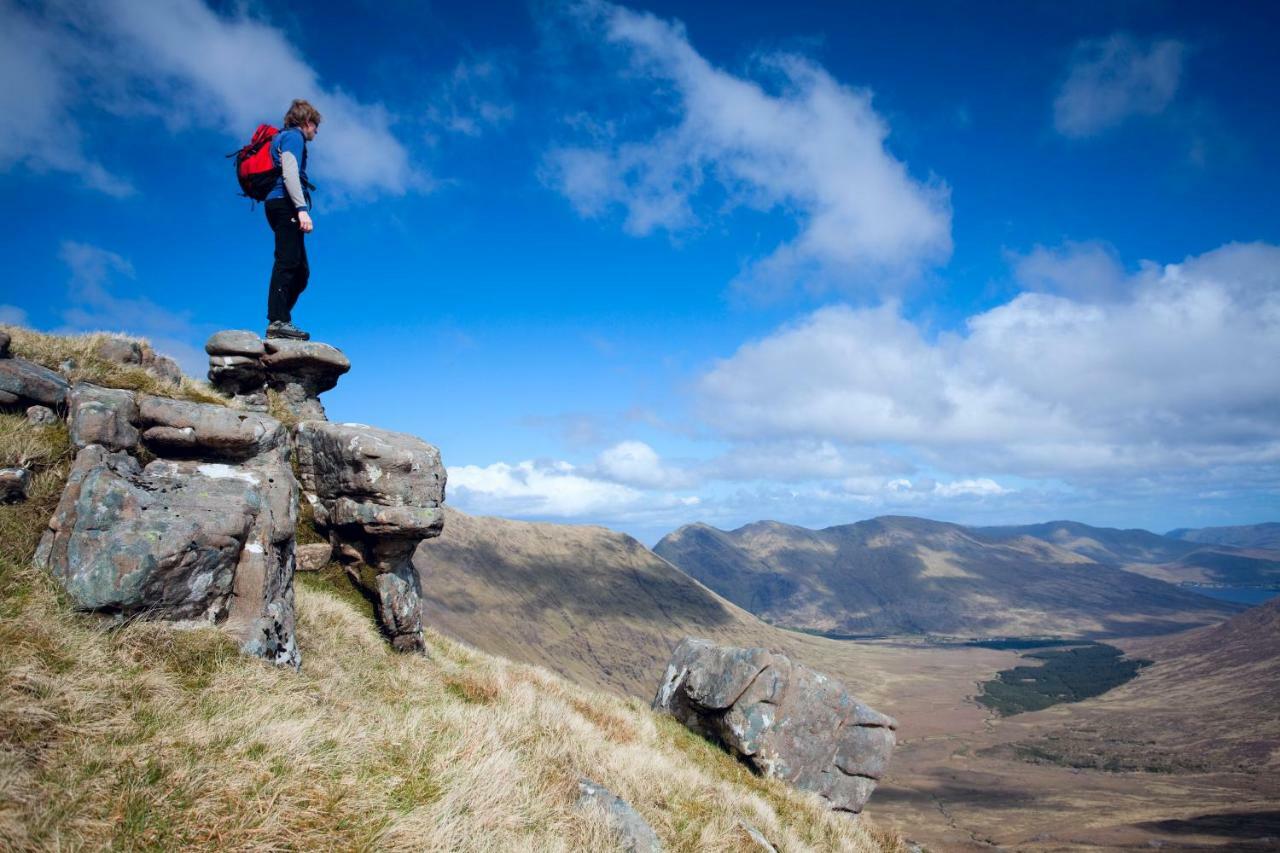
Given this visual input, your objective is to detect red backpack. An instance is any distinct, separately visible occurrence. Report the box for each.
[230,124,281,201]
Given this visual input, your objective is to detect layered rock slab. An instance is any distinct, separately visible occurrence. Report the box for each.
[206,330,349,420]
[653,637,897,814]
[0,355,70,410]
[294,421,445,651]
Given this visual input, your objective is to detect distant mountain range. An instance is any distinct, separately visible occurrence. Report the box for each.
[1166,521,1280,551]
[978,519,1280,586]
[653,516,1247,639]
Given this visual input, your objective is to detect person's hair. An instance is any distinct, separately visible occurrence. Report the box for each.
[283,99,323,129]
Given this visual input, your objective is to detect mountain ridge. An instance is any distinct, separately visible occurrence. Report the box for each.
[654,514,1244,638]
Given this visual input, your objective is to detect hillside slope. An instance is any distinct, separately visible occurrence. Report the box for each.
[0,328,902,852]
[413,509,1016,715]
[1086,597,1280,769]
[654,516,1240,638]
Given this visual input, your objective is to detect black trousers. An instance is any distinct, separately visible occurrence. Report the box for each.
[265,198,309,323]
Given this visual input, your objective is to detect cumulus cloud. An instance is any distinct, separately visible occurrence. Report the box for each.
[592,440,696,489]
[427,57,515,137]
[0,0,420,198]
[544,1,951,295]
[0,2,133,196]
[1011,240,1128,302]
[1054,34,1185,138]
[57,240,205,373]
[448,457,699,522]
[697,241,1280,485]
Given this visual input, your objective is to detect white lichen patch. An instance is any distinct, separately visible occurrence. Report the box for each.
[196,463,260,485]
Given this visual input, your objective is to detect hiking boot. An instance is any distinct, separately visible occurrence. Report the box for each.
[266,321,310,341]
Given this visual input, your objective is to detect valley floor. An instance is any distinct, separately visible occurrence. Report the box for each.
[858,636,1280,851]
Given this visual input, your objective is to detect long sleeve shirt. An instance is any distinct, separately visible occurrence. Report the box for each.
[267,127,310,211]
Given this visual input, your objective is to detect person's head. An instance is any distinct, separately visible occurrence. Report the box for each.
[283,99,322,141]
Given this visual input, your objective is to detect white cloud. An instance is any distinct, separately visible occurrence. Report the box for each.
[0,304,29,325]
[697,241,1280,485]
[592,440,696,489]
[56,241,205,374]
[1012,240,1127,302]
[0,0,420,198]
[700,439,903,484]
[448,457,699,521]
[0,2,133,196]
[1054,34,1185,138]
[544,1,951,295]
[427,57,515,137]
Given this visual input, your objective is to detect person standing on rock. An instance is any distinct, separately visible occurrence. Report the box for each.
[264,99,321,341]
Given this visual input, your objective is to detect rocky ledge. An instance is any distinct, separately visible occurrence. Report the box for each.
[10,326,451,667]
[295,421,446,652]
[206,330,350,420]
[653,637,898,814]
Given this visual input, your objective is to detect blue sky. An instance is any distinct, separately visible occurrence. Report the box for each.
[2,0,1278,543]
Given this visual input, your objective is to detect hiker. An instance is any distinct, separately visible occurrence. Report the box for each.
[264,99,321,340]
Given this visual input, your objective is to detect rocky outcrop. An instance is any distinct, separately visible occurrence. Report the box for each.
[92,334,183,384]
[577,778,662,853]
[295,421,445,652]
[653,638,897,814]
[24,328,449,664]
[37,384,300,668]
[206,330,350,420]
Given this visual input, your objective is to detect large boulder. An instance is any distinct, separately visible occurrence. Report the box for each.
[0,356,70,410]
[35,396,300,668]
[68,383,140,452]
[294,421,445,651]
[653,638,897,814]
[34,445,296,666]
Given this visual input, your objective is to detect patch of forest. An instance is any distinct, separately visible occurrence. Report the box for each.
[976,643,1151,716]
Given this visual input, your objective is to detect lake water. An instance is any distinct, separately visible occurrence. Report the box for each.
[1188,586,1280,606]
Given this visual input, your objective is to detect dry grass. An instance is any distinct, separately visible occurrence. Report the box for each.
[0,415,904,852]
[3,325,224,406]
[266,388,301,428]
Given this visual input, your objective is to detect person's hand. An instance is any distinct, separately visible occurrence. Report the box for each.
[297,210,314,233]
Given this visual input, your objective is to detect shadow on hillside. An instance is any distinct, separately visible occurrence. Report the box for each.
[871,780,1040,809]
[1136,810,1280,840]
[415,537,737,627]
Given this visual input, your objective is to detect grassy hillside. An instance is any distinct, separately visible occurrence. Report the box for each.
[413,508,1013,714]
[654,516,1239,639]
[0,330,904,852]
